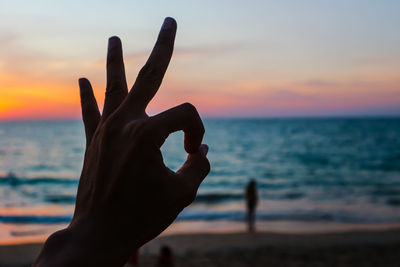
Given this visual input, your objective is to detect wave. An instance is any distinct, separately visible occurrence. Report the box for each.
[195,193,243,203]
[11,229,49,237]
[0,173,78,186]
[1,174,399,208]
[0,215,72,224]
[372,188,400,196]
[194,191,305,203]
[1,209,400,224]
[178,209,400,224]
[45,195,76,204]
[387,198,400,206]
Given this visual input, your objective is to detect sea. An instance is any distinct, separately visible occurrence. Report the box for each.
[0,118,399,244]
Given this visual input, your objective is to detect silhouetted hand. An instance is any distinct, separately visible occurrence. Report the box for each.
[35,17,210,266]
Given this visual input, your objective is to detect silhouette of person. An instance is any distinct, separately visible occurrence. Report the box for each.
[125,250,139,266]
[34,17,210,266]
[156,246,174,267]
[246,179,258,232]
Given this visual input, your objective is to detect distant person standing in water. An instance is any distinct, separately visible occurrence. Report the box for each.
[125,250,139,266]
[156,246,174,267]
[246,179,258,232]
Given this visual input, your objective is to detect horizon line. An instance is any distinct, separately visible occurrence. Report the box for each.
[0,114,399,123]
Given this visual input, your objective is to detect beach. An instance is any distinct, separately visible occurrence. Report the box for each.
[1,228,400,266]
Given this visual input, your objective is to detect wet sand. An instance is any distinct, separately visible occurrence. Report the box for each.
[1,228,400,266]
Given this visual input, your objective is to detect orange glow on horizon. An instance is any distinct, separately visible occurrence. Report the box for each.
[0,72,84,120]
[1,67,400,120]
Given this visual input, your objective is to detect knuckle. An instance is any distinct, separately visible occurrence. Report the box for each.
[181,102,196,112]
[106,55,121,69]
[100,119,117,137]
[141,119,154,134]
[203,157,211,175]
[121,122,134,138]
[82,109,98,124]
[79,89,91,99]
[106,56,116,67]
[156,34,174,49]
[181,102,197,115]
[135,119,155,141]
[106,80,125,95]
[181,103,204,135]
[81,102,94,113]
[138,63,161,83]
[199,123,205,136]
[194,157,210,177]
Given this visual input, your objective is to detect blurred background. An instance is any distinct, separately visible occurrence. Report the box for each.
[0,1,399,266]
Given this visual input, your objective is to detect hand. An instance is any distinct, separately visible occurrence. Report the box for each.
[35,17,210,266]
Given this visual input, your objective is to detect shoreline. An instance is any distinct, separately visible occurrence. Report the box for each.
[1,220,400,245]
[144,227,400,255]
[163,220,400,235]
[1,227,400,266]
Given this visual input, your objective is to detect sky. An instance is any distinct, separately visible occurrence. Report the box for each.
[0,0,399,119]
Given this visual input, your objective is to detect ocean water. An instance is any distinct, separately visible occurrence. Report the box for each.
[0,118,399,243]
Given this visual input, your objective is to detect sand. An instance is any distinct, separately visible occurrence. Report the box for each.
[1,228,400,266]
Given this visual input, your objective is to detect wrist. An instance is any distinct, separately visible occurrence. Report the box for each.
[34,219,137,266]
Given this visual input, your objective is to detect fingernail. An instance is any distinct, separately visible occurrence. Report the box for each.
[78,78,86,88]
[162,17,175,30]
[200,144,209,155]
[78,78,88,94]
[108,36,119,51]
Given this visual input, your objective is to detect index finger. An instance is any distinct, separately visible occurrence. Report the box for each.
[150,103,205,154]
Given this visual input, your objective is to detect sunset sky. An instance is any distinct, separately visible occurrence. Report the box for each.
[0,1,399,119]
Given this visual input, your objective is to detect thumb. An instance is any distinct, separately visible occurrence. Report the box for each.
[177,144,210,188]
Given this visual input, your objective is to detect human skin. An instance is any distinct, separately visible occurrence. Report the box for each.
[34,17,210,266]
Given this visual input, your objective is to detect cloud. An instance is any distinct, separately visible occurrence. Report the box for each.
[299,79,400,96]
[0,31,88,86]
[124,43,247,62]
[0,31,399,119]
[146,77,400,117]
[0,32,18,45]
[301,79,339,88]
